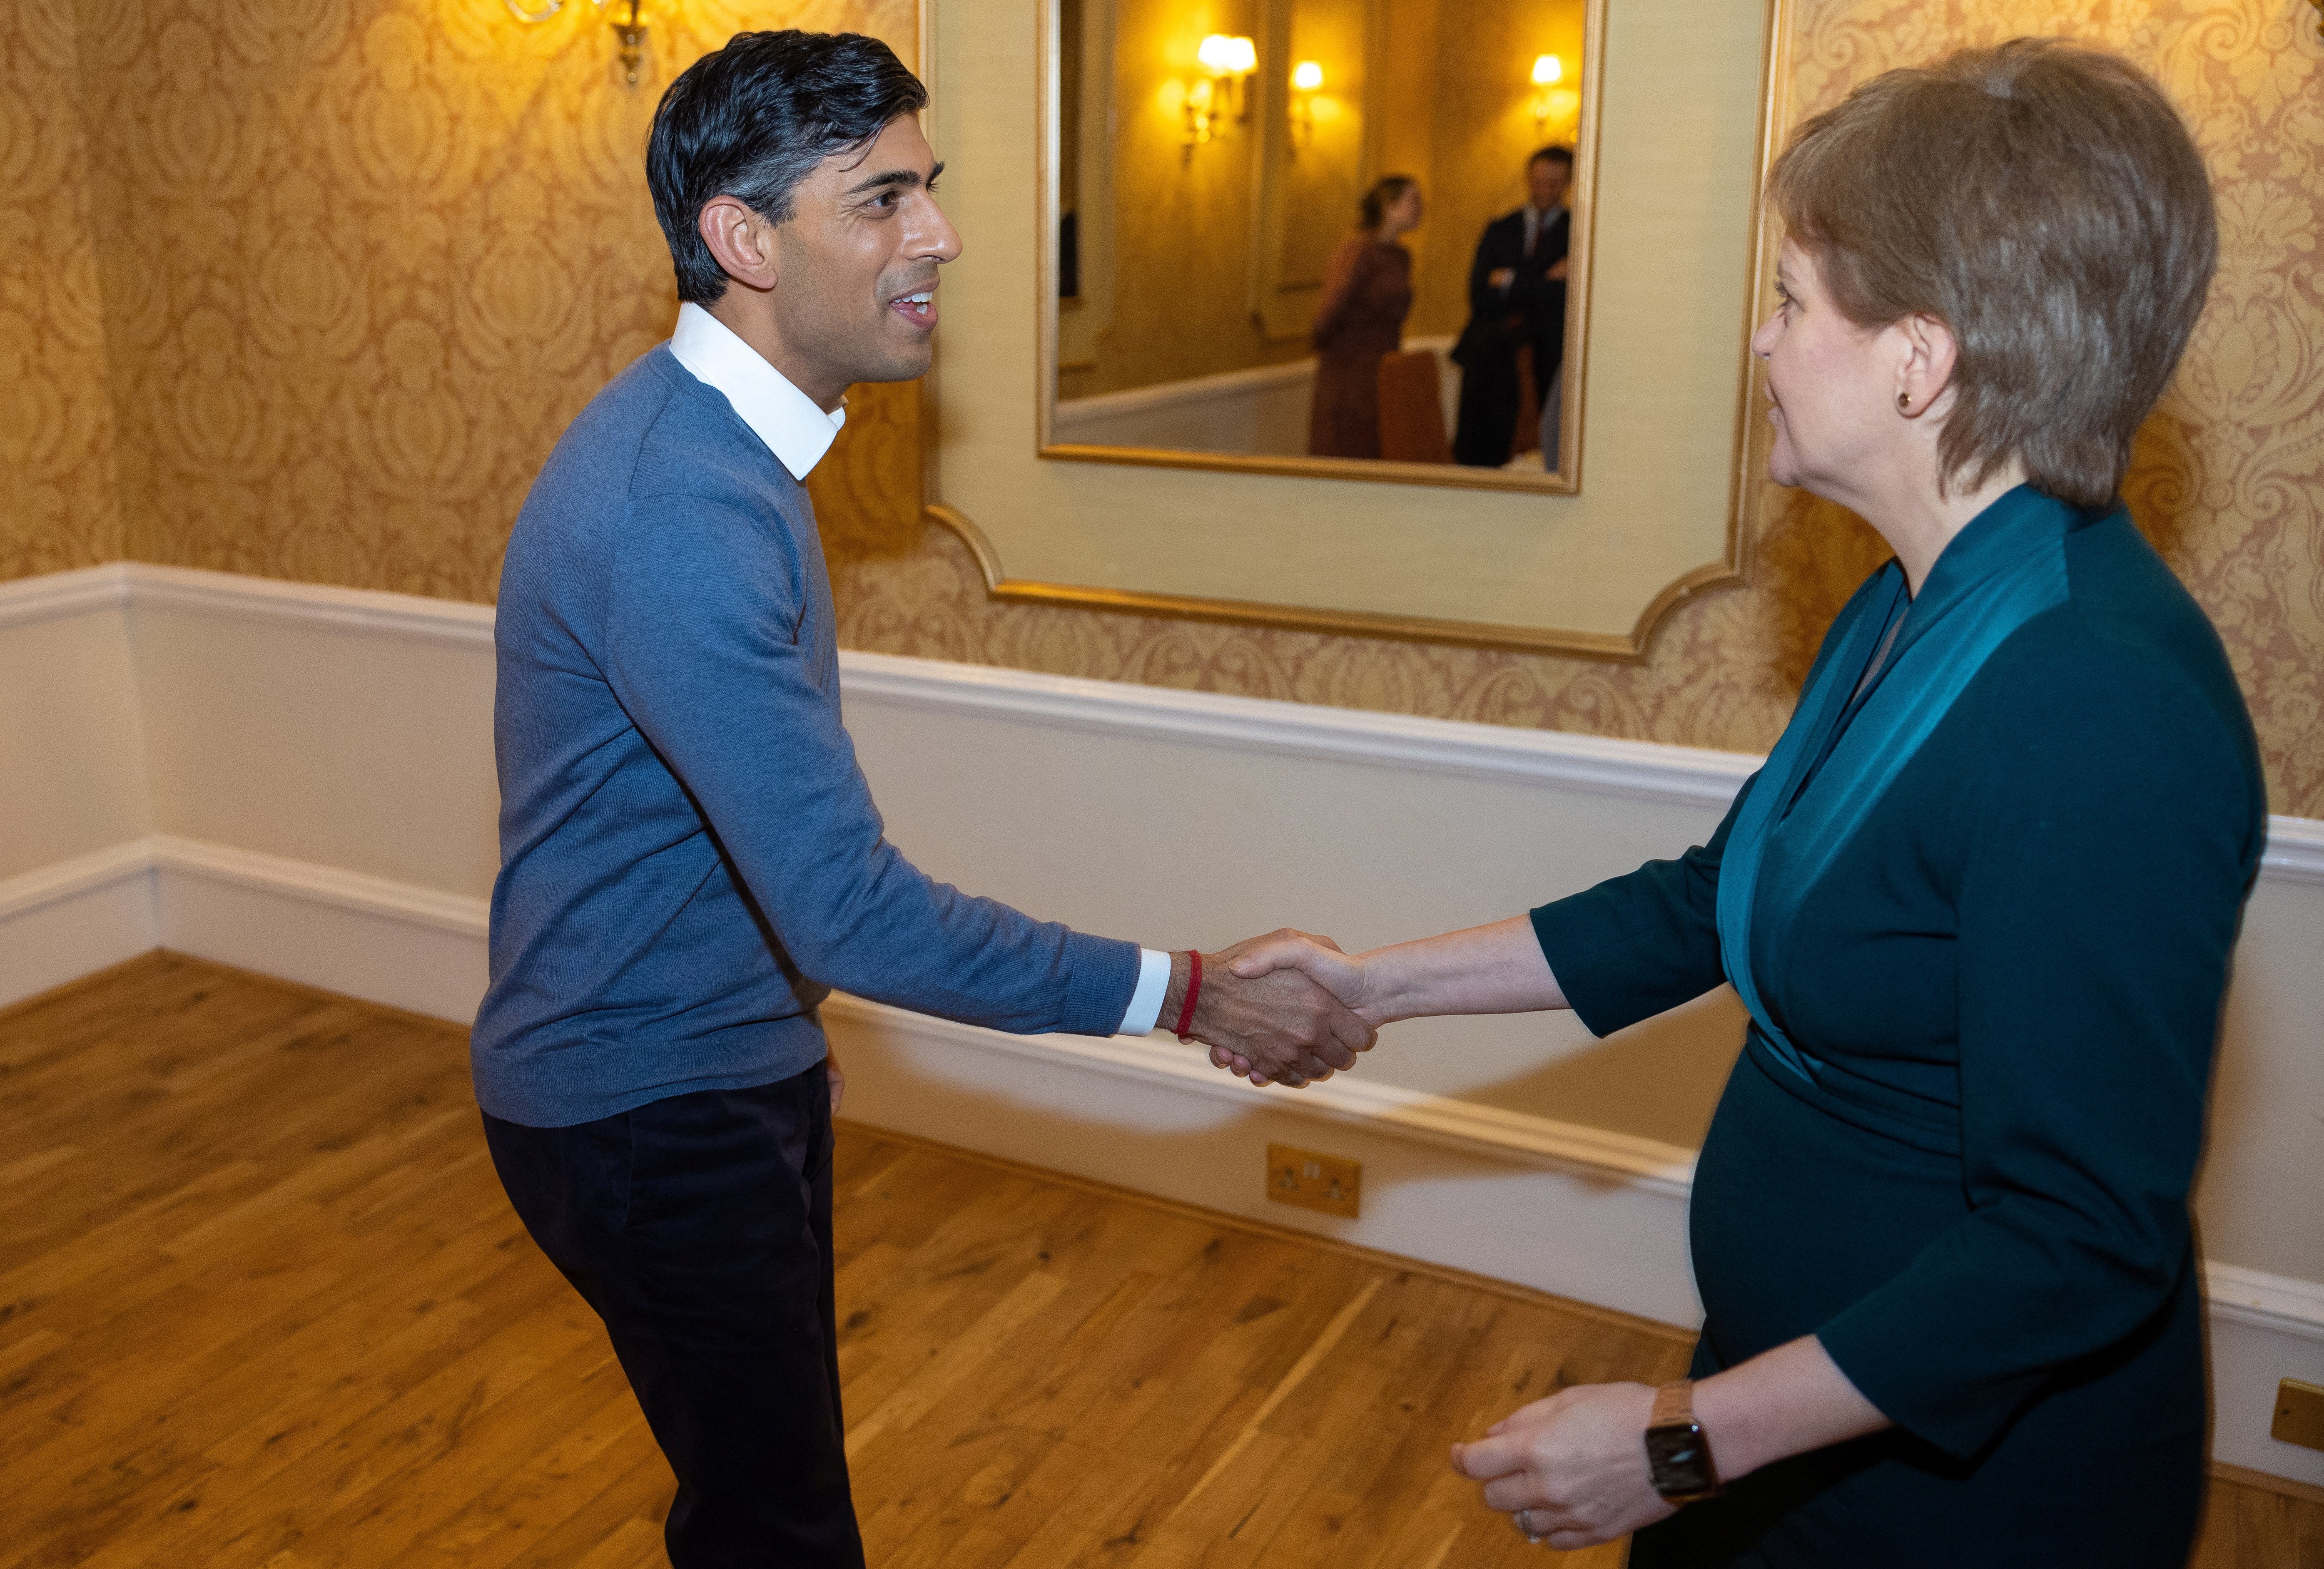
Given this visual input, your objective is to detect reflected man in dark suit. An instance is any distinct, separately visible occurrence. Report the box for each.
[1451,146,1572,467]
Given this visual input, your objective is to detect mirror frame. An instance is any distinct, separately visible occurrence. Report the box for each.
[917,0,1797,661]
[1033,0,1609,496]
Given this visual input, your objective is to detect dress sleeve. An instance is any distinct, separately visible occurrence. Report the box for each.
[1527,781,1749,1038]
[1813,634,2257,1458]
[600,493,1140,1037]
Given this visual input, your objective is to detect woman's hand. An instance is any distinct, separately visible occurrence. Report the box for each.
[1451,1382,1676,1550]
[1227,935,1380,1021]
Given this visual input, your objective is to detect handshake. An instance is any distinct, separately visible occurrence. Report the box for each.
[1161,929,1384,1089]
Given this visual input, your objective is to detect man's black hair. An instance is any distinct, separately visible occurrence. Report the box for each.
[647,31,929,304]
[1528,145,1575,171]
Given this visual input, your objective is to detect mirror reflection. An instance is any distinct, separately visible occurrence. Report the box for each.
[1049,0,1590,482]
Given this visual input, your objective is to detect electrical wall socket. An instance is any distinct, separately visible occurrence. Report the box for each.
[1267,1143,1360,1218]
[2273,1378,2324,1451]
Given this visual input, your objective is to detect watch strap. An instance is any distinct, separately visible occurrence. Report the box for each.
[1650,1379,1697,1430]
[1644,1378,1724,1503]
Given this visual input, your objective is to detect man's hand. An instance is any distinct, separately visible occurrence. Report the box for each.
[1548,257,1570,282]
[1489,266,1517,289]
[824,1047,845,1114]
[1451,1382,1675,1551]
[1158,932,1375,1089]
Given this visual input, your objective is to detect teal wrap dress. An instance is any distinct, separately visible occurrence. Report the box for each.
[1529,487,2265,1567]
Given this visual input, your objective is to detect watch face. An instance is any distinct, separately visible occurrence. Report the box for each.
[1644,1423,1717,1497]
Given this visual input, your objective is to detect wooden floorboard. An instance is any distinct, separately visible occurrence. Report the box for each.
[2,952,2316,1567]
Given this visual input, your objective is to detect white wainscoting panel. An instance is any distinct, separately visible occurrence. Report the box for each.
[0,571,152,883]
[1,562,2321,1487]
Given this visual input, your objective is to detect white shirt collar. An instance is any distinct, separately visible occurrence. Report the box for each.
[667,302,847,481]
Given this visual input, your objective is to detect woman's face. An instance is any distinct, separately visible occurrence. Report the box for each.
[1751,240,1903,499]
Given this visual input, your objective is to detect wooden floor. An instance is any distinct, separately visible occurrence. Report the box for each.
[2,956,2318,1569]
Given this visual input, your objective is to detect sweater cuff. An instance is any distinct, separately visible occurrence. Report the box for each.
[1060,933,1144,1037]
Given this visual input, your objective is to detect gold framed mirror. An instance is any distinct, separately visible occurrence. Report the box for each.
[922,0,1789,660]
[1039,0,1604,494]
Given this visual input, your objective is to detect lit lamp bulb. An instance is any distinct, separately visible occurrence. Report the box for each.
[1292,60,1324,92]
[1532,53,1562,86]
[1198,34,1257,75]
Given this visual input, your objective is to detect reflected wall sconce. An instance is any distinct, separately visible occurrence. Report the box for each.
[1530,53,1562,134]
[1530,53,1578,140]
[1289,60,1323,150]
[506,0,651,88]
[1183,34,1257,148]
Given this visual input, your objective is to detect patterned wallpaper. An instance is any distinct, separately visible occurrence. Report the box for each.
[0,0,122,577]
[10,0,2320,816]
[61,0,913,597]
[838,0,2324,817]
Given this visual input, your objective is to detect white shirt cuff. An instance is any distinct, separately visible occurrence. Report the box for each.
[1117,948,1173,1036]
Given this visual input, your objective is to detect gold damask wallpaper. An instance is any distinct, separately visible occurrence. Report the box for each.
[62,0,914,596]
[7,0,2320,816]
[0,0,122,577]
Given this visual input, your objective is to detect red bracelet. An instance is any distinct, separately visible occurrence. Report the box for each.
[1173,950,1203,1042]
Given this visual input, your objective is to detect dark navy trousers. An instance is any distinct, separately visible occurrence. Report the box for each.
[483,1064,863,1568]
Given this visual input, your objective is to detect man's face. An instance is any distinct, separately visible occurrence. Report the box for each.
[765,114,961,395]
[1527,157,1570,211]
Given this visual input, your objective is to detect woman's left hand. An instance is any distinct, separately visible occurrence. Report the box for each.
[1451,1381,1676,1549]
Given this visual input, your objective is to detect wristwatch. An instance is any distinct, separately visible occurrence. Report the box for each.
[1643,1379,1724,1503]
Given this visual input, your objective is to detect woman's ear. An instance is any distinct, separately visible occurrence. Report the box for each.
[1895,312,1960,419]
[698,196,779,293]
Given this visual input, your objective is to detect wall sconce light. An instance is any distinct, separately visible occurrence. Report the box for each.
[506,0,651,89]
[1289,60,1323,150]
[1530,53,1578,140]
[1184,34,1258,148]
[1530,53,1561,134]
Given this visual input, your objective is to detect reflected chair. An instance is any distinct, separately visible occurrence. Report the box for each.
[1377,350,1452,464]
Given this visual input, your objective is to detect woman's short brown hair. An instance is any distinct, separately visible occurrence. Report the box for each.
[1359,174,1418,232]
[1768,39,2216,508]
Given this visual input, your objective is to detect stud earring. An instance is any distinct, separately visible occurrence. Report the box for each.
[1897,392,1911,412]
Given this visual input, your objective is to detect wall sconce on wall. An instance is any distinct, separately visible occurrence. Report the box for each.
[1530,54,1562,135]
[506,0,651,88]
[1183,34,1257,148]
[1530,53,1578,141]
[1289,60,1323,150]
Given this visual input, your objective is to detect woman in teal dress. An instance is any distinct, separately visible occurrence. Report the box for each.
[1223,41,2262,1567]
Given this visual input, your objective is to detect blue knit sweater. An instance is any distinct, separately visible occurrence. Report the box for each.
[472,347,1140,1126]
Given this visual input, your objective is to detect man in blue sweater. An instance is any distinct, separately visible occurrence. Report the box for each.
[470,30,1371,1569]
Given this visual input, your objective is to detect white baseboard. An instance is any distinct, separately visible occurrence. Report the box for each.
[0,841,158,1007]
[149,837,491,1024]
[4,830,2318,1487]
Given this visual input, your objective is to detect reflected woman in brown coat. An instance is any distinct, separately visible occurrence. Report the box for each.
[1307,176,1422,459]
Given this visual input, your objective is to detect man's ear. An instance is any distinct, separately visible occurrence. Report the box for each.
[697,196,778,293]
